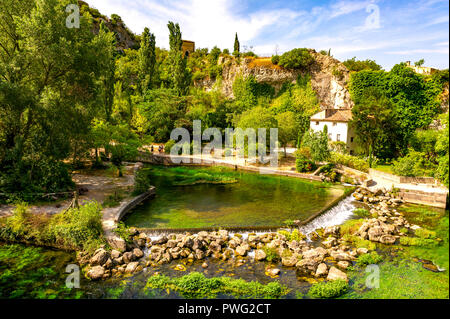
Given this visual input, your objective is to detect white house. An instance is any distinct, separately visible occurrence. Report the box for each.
[310,109,357,154]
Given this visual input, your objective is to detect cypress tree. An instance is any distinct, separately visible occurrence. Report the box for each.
[233,32,240,57]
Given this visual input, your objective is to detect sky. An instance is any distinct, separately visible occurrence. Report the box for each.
[86,0,449,70]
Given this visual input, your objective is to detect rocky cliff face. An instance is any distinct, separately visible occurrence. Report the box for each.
[79,0,138,52]
[195,50,354,110]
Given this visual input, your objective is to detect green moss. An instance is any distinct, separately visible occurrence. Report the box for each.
[144,272,289,299]
[353,208,370,218]
[309,280,349,298]
[355,251,383,266]
[278,229,306,241]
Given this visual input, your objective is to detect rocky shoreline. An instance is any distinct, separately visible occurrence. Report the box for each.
[81,186,427,283]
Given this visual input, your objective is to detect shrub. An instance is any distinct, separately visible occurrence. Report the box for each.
[278,229,306,241]
[262,245,280,262]
[113,222,133,244]
[353,208,370,218]
[301,130,330,162]
[277,48,314,69]
[356,251,383,266]
[271,55,280,65]
[329,152,369,172]
[392,149,435,177]
[309,280,348,298]
[46,201,105,252]
[295,147,316,173]
[133,167,152,195]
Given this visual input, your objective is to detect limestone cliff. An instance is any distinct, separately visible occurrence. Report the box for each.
[79,1,138,52]
[195,50,354,110]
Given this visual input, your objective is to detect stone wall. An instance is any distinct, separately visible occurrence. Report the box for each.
[369,169,438,185]
[397,188,448,209]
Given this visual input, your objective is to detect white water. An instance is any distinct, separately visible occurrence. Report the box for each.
[299,195,357,235]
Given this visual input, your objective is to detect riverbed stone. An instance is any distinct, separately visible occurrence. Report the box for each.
[88,266,105,280]
[90,248,109,266]
[281,256,298,267]
[125,261,139,273]
[315,263,328,277]
[327,266,348,282]
[133,248,144,258]
[255,249,267,261]
[111,250,121,259]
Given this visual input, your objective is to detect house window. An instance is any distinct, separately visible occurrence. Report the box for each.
[350,137,354,143]
[332,122,337,126]
[315,121,319,125]
[350,150,354,155]
[337,134,341,142]
[328,133,332,139]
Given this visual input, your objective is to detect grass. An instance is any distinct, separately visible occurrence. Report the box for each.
[144,272,289,299]
[0,201,106,253]
[373,164,394,174]
[343,204,449,299]
[309,280,349,299]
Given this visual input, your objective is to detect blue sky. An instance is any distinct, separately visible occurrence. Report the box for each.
[87,0,449,70]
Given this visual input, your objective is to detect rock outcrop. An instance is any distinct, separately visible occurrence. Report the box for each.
[195,50,354,109]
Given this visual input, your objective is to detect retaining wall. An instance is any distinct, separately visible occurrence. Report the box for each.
[369,168,438,185]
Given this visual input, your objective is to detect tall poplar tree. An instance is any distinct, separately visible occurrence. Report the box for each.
[167,21,190,96]
[138,27,156,93]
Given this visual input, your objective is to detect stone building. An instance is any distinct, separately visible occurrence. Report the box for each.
[405,61,437,75]
[310,108,357,154]
[182,40,195,57]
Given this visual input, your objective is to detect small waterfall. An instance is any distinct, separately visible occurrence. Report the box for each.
[299,195,356,235]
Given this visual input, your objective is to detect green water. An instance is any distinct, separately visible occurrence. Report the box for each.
[123,166,346,229]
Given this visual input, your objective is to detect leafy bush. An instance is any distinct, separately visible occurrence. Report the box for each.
[262,245,280,262]
[46,201,105,252]
[309,280,348,298]
[276,48,314,69]
[295,146,316,173]
[271,55,280,65]
[133,167,152,195]
[113,222,134,244]
[329,152,369,172]
[353,208,370,218]
[301,129,330,162]
[392,149,436,177]
[356,251,383,266]
[278,229,306,241]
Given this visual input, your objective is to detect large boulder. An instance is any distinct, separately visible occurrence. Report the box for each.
[315,263,328,277]
[281,256,298,267]
[255,249,267,261]
[87,266,105,280]
[89,248,109,266]
[132,248,144,258]
[327,266,348,282]
[125,261,139,273]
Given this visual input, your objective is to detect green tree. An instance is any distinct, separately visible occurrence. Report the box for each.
[301,129,330,162]
[0,0,110,199]
[435,113,449,187]
[414,59,425,67]
[276,111,298,157]
[349,88,399,164]
[138,27,156,93]
[276,48,314,69]
[343,57,382,72]
[167,22,190,96]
